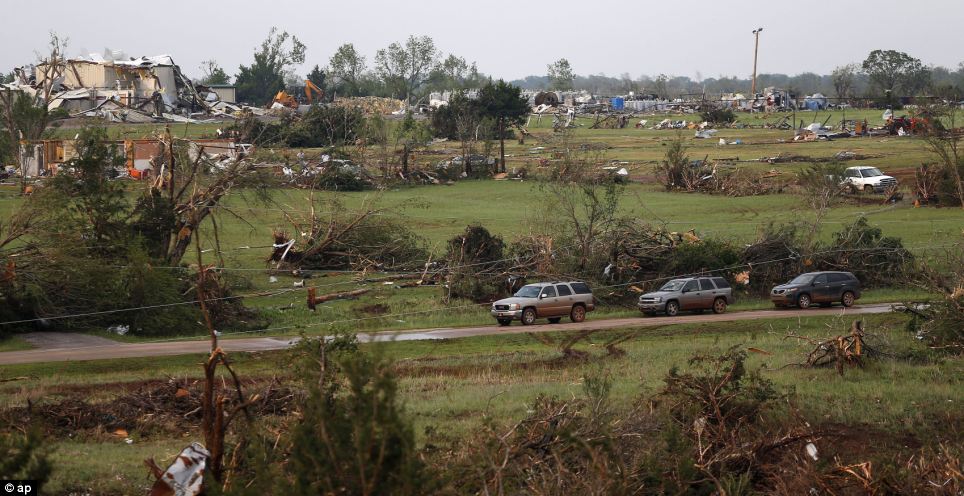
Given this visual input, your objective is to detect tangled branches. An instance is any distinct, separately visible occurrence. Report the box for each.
[785,320,887,375]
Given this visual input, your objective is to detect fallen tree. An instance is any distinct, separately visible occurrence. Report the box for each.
[267,193,427,273]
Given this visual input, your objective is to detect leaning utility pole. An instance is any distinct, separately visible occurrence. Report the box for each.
[751,28,763,96]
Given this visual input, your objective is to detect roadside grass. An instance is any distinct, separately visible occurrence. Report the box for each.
[0,336,33,352]
[391,313,962,440]
[5,312,961,493]
[46,438,191,495]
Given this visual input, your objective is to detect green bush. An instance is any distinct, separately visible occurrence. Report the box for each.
[0,428,50,492]
[700,108,736,124]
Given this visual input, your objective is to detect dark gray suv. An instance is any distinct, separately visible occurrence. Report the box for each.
[770,271,861,309]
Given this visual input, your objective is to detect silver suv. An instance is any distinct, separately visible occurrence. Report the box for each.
[638,276,733,316]
[491,281,595,326]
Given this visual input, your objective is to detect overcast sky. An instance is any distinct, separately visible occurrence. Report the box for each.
[3,0,962,82]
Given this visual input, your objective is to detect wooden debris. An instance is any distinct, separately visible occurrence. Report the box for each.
[786,320,879,375]
[307,287,371,310]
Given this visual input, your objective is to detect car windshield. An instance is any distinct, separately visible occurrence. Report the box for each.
[659,280,687,291]
[789,274,814,285]
[513,285,542,298]
[860,168,883,177]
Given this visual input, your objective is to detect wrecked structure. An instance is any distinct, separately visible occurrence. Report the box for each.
[18,138,245,178]
[6,51,238,123]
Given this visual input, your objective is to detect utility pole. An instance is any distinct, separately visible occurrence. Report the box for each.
[751,28,763,97]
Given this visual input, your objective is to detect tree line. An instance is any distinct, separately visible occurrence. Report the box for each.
[198,29,489,106]
[529,51,963,102]
[195,31,964,106]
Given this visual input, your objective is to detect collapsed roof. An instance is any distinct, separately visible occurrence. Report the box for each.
[7,51,238,122]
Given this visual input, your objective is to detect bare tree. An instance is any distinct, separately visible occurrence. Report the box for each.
[539,130,623,269]
[796,162,847,250]
[0,32,67,192]
[831,63,858,100]
[921,107,964,209]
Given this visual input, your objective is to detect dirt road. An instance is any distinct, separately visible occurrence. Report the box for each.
[0,304,894,365]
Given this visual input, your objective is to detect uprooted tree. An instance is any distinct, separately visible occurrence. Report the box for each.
[920,106,964,209]
[905,248,964,353]
[443,224,507,302]
[0,32,69,193]
[267,193,426,273]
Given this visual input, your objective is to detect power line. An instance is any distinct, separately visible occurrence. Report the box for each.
[0,288,299,326]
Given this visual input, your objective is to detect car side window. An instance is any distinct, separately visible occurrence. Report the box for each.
[813,274,828,284]
[570,282,592,294]
[829,273,847,282]
[556,284,572,296]
[712,277,731,289]
[541,286,557,298]
[683,280,699,292]
[699,279,715,291]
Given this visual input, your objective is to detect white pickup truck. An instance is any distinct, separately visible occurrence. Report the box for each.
[842,166,897,194]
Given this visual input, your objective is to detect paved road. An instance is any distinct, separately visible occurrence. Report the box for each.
[0,304,895,366]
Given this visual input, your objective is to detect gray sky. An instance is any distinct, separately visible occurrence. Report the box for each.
[3,0,962,82]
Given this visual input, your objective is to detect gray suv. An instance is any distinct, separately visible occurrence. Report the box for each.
[638,276,733,316]
[491,281,595,326]
[770,271,861,309]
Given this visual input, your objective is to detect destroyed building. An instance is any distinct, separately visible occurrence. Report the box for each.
[6,51,239,123]
[18,138,244,178]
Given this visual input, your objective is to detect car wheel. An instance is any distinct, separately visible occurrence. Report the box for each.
[570,305,586,323]
[497,318,511,327]
[863,184,874,194]
[797,294,812,309]
[712,297,727,314]
[842,291,855,308]
[548,317,561,324]
[521,308,537,326]
[665,300,680,317]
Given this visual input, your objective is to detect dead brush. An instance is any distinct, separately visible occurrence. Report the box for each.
[768,443,963,495]
[527,330,634,361]
[784,320,887,375]
[661,346,816,490]
[448,372,654,496]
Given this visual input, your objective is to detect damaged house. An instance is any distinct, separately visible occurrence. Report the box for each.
[18,138,245,178]
[10,52,235,122]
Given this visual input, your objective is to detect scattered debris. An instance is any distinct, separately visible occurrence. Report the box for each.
[107,324,130,336]
[307,287,371,309]
[331,96,405,115]
[145,442,209,496]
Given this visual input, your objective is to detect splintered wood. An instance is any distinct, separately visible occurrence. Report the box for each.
[786,320,878,375]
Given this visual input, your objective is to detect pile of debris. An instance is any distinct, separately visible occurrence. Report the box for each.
[1,378,296,438]
[279,158,375,190]
[331,96,405,115]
